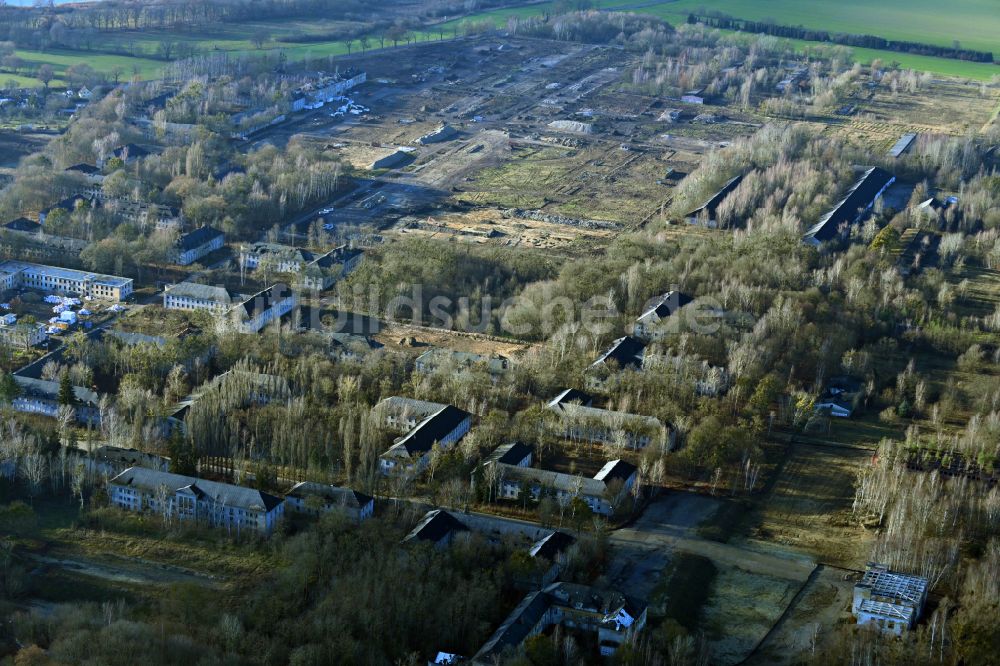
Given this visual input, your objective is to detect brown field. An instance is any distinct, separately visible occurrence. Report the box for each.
[752,441,873,568]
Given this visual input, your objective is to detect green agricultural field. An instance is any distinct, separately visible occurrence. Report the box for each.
[14,47,164,81]
[646,0,1000,55]
[638,0,1000,80]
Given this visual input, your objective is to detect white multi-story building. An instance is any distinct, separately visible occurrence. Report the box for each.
[490,458,637,516]
[241,243,313,273]
[0,260,132,301]
[0,321,47,348]
[163,281,233,313]
[284,482,374,522]
[12,375,101,425]
[108,467,284,535]
[372,396,448,432]
[379,405,472,476]
[228,283,298,333]
[300,245,363,291]
[174,226,224,266]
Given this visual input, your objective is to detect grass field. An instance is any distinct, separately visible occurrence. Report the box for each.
[644,0,1000,56]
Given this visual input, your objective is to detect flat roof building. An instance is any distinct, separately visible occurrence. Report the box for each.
[0,260,132,301]
[852,563,929,635]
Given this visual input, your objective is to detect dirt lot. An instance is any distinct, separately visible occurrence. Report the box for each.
[375,321,537,357]
[703,567,802,665]
[751,441,874,568]
[745,564,859,665]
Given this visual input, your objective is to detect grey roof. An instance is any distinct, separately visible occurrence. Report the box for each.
[165,281,232,304]
[686,174,744,219]
[548,388,593,408]
[14,375,99,406]
[4,218,41,233]
[286,481,372,509]
[548,401,663,432]
[403,509,468,544]
[232,283,294,319]
[636,291,693,326]
[888,133,917,158]
[374,396,447,419]
[590,336,645,370]
[804,167,894,243]
[473,589,550,660]
[109,466,283,512]
[65,163,101,175]
[494,460,634,498]
[387,405,471,457]
[486,441,533,466]
[415,348,511,373]
[41,193,97,216]
[594,459,638,484]
[177,226,223,252]
[529,531,575,560]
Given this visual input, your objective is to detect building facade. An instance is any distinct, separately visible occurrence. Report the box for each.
[852,563,929,635]
[0,260,133,301]
[379,405,472,476]
[109,467,284,535]
[300,245,363,291]
[174,226,224,266]
[228,283,298,333]
[12,375,100,425]
[163,281,233,313]
[284,482,374,522]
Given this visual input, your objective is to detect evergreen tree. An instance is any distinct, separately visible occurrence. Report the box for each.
[58,372,76,406]
[0,373,20,404]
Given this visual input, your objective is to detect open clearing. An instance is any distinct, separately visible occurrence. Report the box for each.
[751,441,873,568]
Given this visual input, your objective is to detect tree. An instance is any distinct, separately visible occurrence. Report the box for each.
[58,371,76,406]
[21,452,47,505]
[252,29,270,50]
[37,64,54,89]
[0,373,20,404]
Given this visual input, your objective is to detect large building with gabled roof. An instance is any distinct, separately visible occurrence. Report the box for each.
[685,173,744,227]
[402,509,469,547]
[228,283,298,333]
[163,281,233,313]
[285,482,374,522]
[472,582,647,663]
[174,226,224,266]
[489,454,638,516]
[379,404,472,476]
[633,290,693,340]
[108,467,285,535]
[803,167,895,247]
